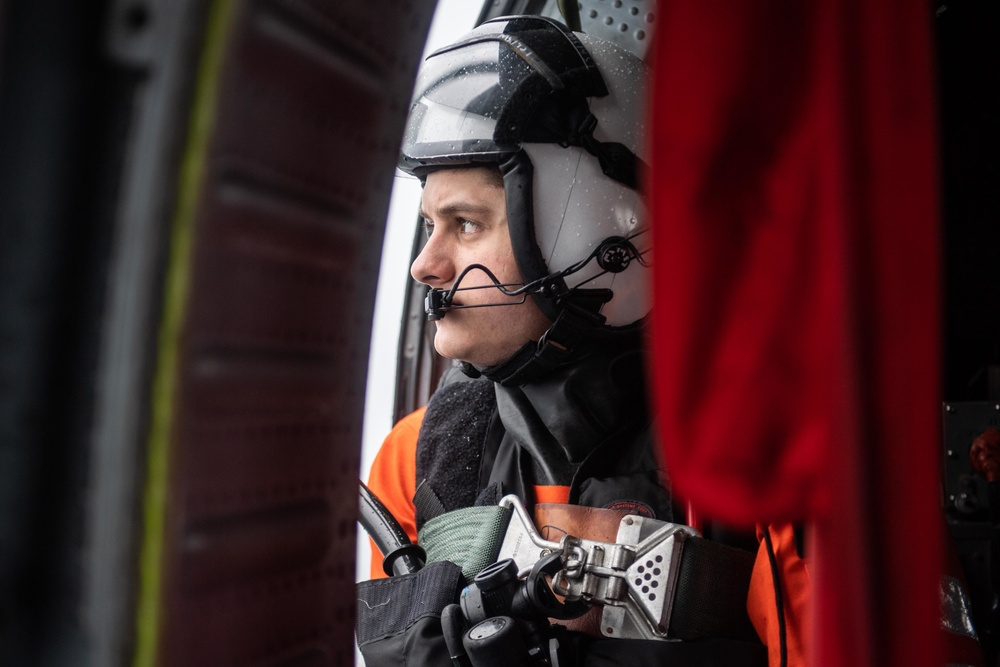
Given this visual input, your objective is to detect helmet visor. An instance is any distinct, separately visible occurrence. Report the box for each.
[399,16,607,174]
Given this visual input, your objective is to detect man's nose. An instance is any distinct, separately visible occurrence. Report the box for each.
[410,234,453,287]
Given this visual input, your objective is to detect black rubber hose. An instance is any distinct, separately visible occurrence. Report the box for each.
[359,481,426,576]
[442,603,472,667]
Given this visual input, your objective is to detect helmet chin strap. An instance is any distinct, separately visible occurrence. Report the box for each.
[423,234,648,321]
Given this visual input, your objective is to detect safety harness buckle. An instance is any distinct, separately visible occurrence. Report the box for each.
[495,495,699,641]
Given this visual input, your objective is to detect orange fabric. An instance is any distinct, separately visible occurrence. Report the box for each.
[534,485,570,505]
[366,407,424,579]
[747,524,811,667]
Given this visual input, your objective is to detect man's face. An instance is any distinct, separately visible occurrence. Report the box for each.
[410,167,552,366]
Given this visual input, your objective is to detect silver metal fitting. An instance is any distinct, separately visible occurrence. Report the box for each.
[495,495,699,641]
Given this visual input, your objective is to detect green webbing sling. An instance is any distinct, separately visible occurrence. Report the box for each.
[418,505,513,582]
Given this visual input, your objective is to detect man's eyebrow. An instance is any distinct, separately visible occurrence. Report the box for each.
[419,200,495,218]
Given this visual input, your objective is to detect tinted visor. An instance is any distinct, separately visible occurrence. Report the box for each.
[399,16,607,175]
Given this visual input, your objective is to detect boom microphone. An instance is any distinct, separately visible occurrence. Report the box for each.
[424,235,648,321]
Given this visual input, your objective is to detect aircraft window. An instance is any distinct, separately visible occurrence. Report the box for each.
[357,0,482,588]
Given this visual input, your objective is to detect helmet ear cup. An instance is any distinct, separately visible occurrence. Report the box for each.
[523,143,651,327]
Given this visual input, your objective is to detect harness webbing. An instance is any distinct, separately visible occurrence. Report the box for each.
[418,506,513,582]
[670,535,760,642]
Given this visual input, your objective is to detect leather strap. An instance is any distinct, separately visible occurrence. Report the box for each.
[534,503,634,544]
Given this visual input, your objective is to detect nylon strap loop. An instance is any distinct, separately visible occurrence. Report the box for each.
[419,506,513,583]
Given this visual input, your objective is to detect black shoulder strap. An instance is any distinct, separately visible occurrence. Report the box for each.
[412,480,448,527]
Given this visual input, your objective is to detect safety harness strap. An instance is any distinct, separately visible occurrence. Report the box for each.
[419,505,514,582]
[670,536,760,642]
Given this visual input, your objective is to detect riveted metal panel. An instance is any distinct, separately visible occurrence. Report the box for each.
[155,1,437,664]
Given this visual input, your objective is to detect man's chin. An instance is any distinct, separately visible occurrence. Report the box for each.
[433,338,490,368]
[431,335,466,364]
[432,322,518,367]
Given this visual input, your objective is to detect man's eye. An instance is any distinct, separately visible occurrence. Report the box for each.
[459,219,480,234]
[422,218,434,238]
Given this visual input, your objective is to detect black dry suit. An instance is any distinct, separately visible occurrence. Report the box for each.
[356,330,767,666]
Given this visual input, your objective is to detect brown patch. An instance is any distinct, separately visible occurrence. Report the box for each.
[604,500,655,519]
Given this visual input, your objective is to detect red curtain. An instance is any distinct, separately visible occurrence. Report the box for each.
[647,1,942,665]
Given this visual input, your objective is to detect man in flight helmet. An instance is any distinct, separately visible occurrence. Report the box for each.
[359,15,765,667]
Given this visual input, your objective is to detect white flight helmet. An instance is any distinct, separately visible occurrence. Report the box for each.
[400,15,649,330]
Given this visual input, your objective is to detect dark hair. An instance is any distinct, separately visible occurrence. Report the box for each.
[482,166,504,189]
[419,165,504,190]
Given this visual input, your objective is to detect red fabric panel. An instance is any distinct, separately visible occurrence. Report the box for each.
[647,1,942,665]
[647,0,844,524]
